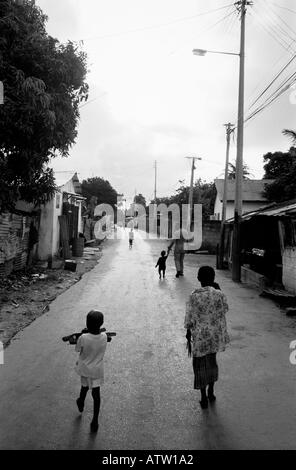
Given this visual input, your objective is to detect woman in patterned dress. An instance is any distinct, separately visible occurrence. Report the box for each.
[184,266,230,409]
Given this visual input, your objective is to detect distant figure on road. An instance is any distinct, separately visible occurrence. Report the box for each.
[168,227,192,278]
[184,266,229,409]
[155,250,169,279]
[129,228,134,248]
[75,310,112,432]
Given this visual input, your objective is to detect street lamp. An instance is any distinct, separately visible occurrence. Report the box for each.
[192,1,249,282]
[192,48,239,57]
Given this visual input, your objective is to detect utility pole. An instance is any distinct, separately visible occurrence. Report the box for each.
[185,156,201,231]
[232,0,251,282]
[218,123,235,269]
[154,160,157,203]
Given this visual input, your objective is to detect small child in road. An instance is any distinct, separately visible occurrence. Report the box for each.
[75,310,112,433]
[155,250,169,279]
[129,228,134,248]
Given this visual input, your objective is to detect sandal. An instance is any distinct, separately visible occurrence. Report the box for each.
[76,398,84,413]
[90,420,99,433]
[199,398,208,409]
[208,394,216,403]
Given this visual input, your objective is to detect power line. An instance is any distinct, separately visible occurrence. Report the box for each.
[260,0,296,46]
[222,4,236,33]
[245,40,295,109]
[169,7,237,57]
[251,7,294,53]
[247,51,296,111]
[245,72,296,124]
[245,2,296,111]
[259,67,296,104]
[227,7,239,34]
[81,3,234,42]
[204,7,239,35]
[243,7,296,119]
[228,4,296,129]
[270,2,296,16]
[256,2,295,50]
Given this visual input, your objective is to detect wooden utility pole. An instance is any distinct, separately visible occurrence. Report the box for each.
[232,0,251,282]
[154,161,157,202]
[186,156,201,231]
[218,123,235,269]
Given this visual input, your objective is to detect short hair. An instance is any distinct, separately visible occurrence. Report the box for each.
[86,310,104,334]
[161,250,166,256]
[198,266,215,285]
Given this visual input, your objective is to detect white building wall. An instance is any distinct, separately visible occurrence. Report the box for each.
[38,178,80,260]
[213,196,269,221]
[38,198,54,260]
[52,193,63,257]
[283,247,296,294]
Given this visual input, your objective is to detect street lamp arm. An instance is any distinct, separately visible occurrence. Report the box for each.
[192,48,239,57]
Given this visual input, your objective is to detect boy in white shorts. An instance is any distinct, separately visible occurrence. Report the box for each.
[75,310,110,432]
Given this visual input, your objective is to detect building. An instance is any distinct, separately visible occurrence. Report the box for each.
[37,173,85,260]
[223,199,296,294]
[0,207,39,277]
[212,179,272,221]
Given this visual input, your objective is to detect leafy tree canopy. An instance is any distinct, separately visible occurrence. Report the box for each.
[0,0,89,211]
[134,193,146,207]
[228,162,252,179]
[263,148,296,180]
[154,179,216,221]
[263,129,296,202]
[81,177,118,211]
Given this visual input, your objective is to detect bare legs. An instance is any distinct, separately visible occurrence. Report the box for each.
[158,268,166,279]
[90,387,101,432]
[76,386,88,412]
[76,386,101,432]
[207,382,216,402]
[200,382,216,409]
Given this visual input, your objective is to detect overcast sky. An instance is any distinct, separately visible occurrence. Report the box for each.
[36,0,296,204]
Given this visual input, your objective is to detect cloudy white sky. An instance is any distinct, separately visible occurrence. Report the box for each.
[36,0,296,204]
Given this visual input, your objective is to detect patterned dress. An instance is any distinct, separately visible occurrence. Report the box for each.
[184,286,230,389]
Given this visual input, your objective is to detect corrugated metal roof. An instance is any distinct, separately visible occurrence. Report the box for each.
[226,199,296,223]
[54,172,82,194]
[54,172,74,188]
[215,179,272,202]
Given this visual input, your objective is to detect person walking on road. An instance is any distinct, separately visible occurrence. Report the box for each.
[75,310,111,432]
[168,227,191,278]
[155,250,169,279]
[184,266,230,409]
[129,228,134,249]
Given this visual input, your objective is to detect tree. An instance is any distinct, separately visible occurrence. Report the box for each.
[283,129,296,145]
[81,177,118,210]
[263,128,296,202]
[228,162,252,179]
[263,148,296,202]
[263,149,295,179]
[154,179,216,221]
[134,193,146,207]
[0,0,89,211]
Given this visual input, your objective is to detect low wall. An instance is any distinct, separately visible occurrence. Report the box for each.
[241,265,265,289]
[283,247,296,294]
[201,221,221,254]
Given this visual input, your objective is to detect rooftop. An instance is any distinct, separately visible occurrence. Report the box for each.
[215,179,273,202]
[226,198,296,223]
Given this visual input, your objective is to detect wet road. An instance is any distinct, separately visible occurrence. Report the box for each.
[0,230,295,449]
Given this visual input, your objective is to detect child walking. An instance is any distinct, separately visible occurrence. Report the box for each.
[129,228,134,248]
[155,250,169,279]
[75,310,111,432]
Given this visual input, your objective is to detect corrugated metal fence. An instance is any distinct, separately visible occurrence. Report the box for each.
[0,212,35,277]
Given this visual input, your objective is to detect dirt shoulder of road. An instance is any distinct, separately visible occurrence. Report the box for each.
[0,243,105,348]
